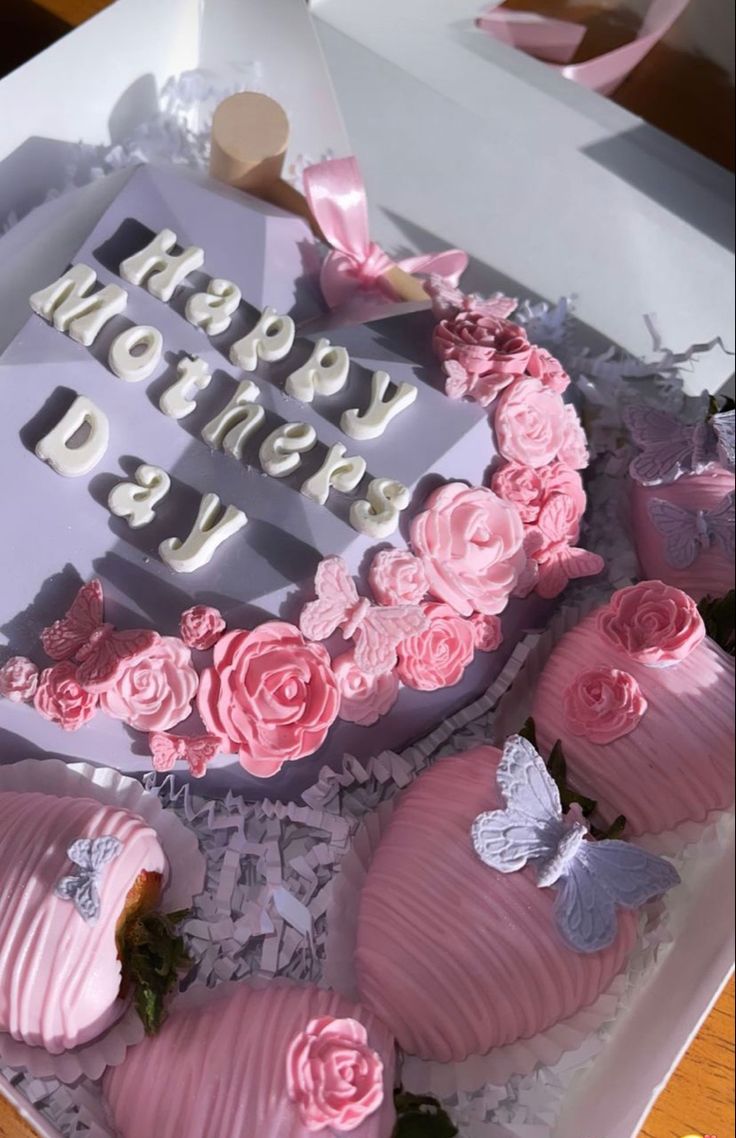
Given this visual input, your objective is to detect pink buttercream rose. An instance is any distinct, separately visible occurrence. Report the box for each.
[563,666,648,744]
[286,1016,384,1133]
[34,661,98,731]
[433,311,532,406]
[526,346,571,393]
[368,549,428,606]
[397,602,476,691]
[557,404,590,470]
[333,651,399,726]
[0,656,39,703]
[179,605,226,651]
[491,461,586,527]
[597,581,705,667]
[197,622,340,777]
[494,376,568,467]
[100,636,198,731]
[469,613,504,652]
[411,482,526,616]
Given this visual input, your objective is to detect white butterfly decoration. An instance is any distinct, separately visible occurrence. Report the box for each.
[299,556,428,676]
[648,493,735,569]
[471,736,680,953]
[54,836,123,924]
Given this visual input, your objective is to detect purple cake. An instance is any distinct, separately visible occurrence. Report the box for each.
[0,163,596,797]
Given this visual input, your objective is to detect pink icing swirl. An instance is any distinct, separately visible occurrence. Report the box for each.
[469,613,503,652]
[197,622,340,777]
[368,549,428,607]
[34,661,98,731]
[526,346,571,393]
[494,376,569,468]
[0,656,39,703]
[179,605,226,651]
[597,581,705,668]
[491,461,586,526]
[100,636,198,731]
[397,602,476,691]
[563,666,648,745]
[333,651,399,726]
[433,311,532,406]
[410,482,526,616]
[286,1016,384,1133]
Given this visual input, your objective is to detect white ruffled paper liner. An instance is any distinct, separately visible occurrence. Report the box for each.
[492,592,736,857]
[323,795,664,1097]
[0,760,206,1084]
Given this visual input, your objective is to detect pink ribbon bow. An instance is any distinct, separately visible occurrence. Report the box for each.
[302,157,468,307]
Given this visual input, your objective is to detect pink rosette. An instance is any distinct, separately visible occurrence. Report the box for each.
[469,613,504,652]
[197,622,340,777]
[411,482,526,616]
[0,656,39,703]
[367,549,428,607]
[179,605,226,651]
[491,461,586,527]
[333,651,399,727]
[286,1016,384,1133]
[100,636,198,732]
[494,376,568,467]
[526,346,571,393]
[34,661,98,731]
[557,404,590,470]
[563,666,648,745]
[597,581,705,668]
[433,310,532,405]
[397,602,476,691]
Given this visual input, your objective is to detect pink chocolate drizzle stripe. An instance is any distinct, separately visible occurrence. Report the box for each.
[0,792,166,1053]
[103,983,396,1138]
[355,747,637,1062]
[532,615,735,836]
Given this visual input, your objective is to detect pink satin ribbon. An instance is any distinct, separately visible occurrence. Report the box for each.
[477,0,691,96]
[302,157,469,307]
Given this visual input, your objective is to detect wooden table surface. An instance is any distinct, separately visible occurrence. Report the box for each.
[1,1,734,1136]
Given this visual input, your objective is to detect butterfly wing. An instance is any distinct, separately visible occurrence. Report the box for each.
[497,735,564,825]
[554,856,618,953]
[471,808,565,874]
[66,838,96,871]
[707,492,736,558]
[355,605,428,675]
[712,410,735,472]
[76,629,159,693]
[535,544,605,600]
[580,840,681,911]
[88,836,123,871]
[300,557,359,642]
[186,735,221,778]
[54,872,102,923]
[149,732,180,773]
[624,404,696,485]
[41,579,104,661]
[647,498,700,569]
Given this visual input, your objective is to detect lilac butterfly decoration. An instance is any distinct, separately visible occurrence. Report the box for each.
[470,736,680,953]
[648,492,735,569]
[623,403,730,486]
[55,836,123,924]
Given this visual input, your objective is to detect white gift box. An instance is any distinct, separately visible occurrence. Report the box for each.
[0,1,733,1136]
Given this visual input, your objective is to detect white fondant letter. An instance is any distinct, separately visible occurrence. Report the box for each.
[259,422,317,478]
[29,264,127,347]
[350,477,410,538]
[120,228,204,303]
[201,380,264,459]
[108,324,163,383]
[341,370,417,440]
[229,306,295,371]
[159,356,212,419]
[301,443,366,506]
[185,278,241,336]
[159,493,247,574]
[108,464,171,528]
[35,395,109,477]
[285,338,350,403]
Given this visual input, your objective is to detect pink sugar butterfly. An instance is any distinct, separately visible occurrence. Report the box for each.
[300,556,428,676]
[41,579,159,694]
[529,497,605,599]
[427,276,518,321]
[149,732,221,778]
